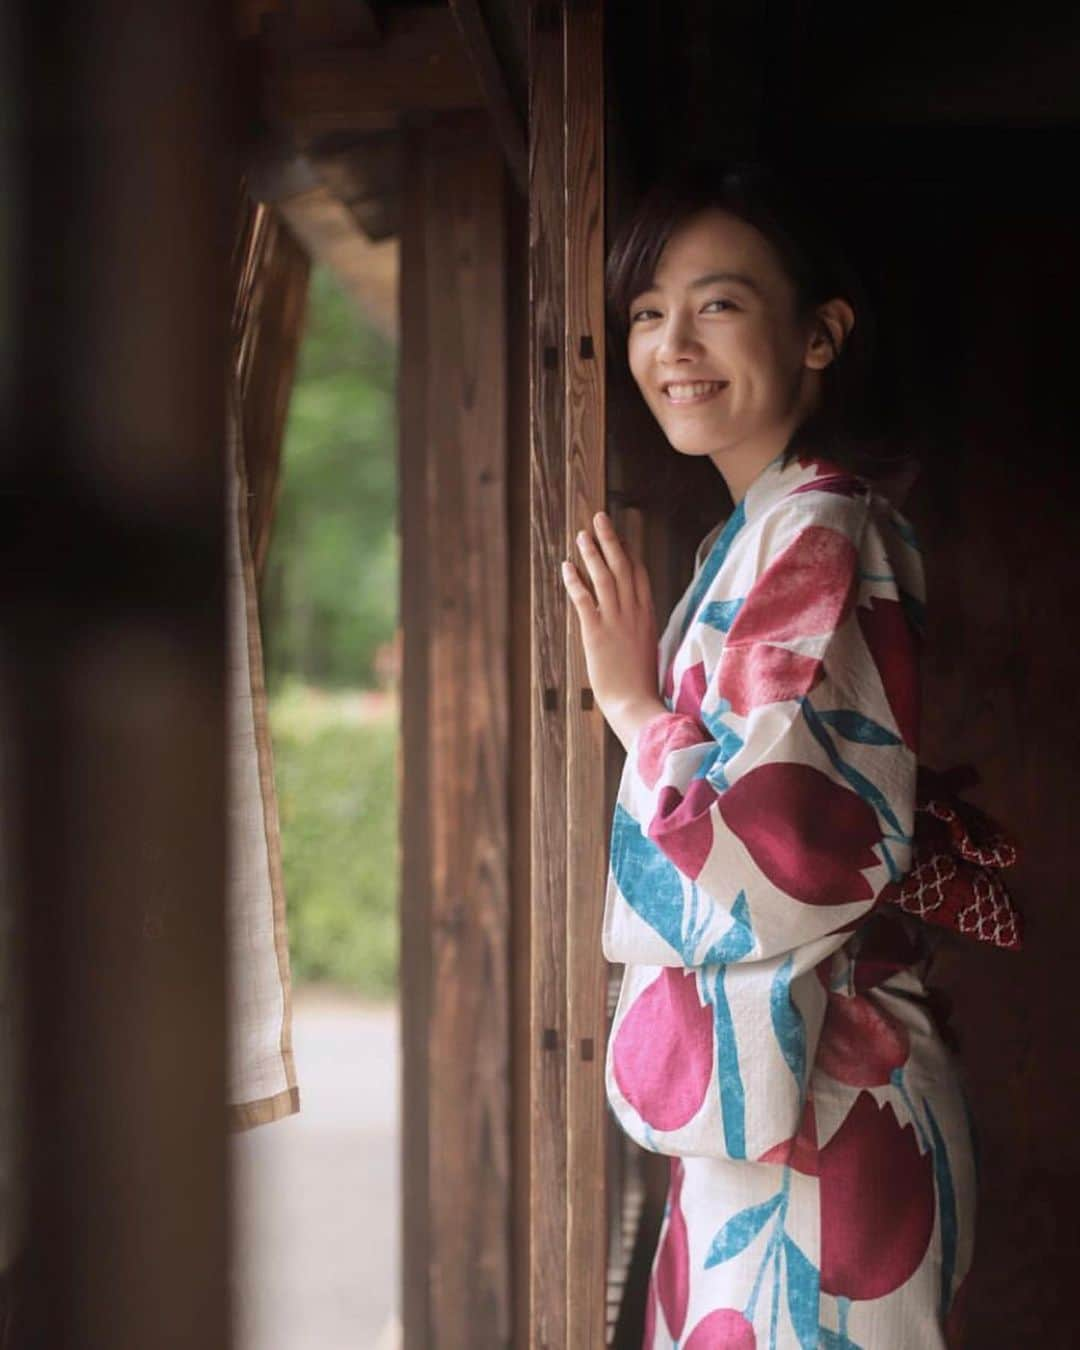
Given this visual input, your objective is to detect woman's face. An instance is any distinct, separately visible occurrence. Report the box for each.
[625,207,832,484]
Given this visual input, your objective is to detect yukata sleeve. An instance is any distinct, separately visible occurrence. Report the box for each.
[602,493,924,970]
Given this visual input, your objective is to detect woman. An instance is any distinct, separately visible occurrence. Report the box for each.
[560,163,992,1348]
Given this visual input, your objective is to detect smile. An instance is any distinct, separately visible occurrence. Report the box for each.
[662,380,729,405]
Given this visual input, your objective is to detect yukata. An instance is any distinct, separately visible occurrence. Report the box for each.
[602,449,976,1349]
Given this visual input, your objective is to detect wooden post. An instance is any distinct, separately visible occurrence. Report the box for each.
[527,0,608,1343]
[398,110,513,1349]
[527,0,569,1344]
[2,1,232,1346]
[563,1,608,1347]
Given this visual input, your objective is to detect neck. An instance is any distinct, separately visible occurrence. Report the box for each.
[709,445,784,504]
[709,382,820,503]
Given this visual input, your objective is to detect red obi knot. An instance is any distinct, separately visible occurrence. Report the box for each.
[879,763,1023,951]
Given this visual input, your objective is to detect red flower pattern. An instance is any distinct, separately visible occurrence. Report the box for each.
[819,1091,935,1301]
[674,658,708,721]
[722,525,859,648]
[683,1308,757,1349]
[856,595,920,752]
[637,712,710,791]
[717,762,881,905]
[717,643,827,719]
[817,991,911,1087]
[757,1091,820,1176]
[655,1157,690,1340]
[649,779,721,879]
[612,969,713,1132]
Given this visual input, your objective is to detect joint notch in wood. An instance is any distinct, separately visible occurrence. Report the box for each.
[543,686,557,711]
[578,334,594,360]
[580,1037,594,1061]
[580,687,594,710]
[542,1027,558,1051]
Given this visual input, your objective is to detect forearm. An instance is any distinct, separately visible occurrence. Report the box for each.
[606,695,671,756]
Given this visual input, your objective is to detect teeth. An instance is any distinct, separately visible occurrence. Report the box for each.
[665,380,726,402]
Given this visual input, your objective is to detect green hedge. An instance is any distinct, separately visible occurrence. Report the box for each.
[270,683,399,999]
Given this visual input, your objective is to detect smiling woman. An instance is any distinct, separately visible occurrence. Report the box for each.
[559,161,999,1349]
[606,161,891,509]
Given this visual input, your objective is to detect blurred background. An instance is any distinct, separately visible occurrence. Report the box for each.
[231,263,402,1350]
[263,263,399,1003]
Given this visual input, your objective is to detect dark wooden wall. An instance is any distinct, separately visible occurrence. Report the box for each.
[2,1,233,1346]
[604,3,1080,1345]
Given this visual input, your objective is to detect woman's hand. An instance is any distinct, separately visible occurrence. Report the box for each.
[560,510,668,753]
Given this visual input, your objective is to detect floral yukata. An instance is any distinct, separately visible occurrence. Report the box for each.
[602,449,976,1349]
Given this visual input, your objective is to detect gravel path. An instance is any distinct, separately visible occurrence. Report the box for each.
[230,989,400,1350]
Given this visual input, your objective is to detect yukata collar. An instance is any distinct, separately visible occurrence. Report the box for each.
[739,447,863,523]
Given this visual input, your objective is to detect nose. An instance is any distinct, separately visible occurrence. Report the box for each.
[655,310,703,365]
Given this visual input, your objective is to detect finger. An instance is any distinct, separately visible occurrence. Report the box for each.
[591,511,637,608]
[632,556,654,614]
[560,559,599,621]
[575,529,619,612]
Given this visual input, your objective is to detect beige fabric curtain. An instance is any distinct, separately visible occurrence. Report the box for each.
[226,380,299,1131]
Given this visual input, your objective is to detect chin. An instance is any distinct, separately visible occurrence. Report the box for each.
[661,426,727,458]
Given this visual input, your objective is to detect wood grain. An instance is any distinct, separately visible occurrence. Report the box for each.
[399,111,514,1349]
[527,0,569,1342]
[562,0,609,1345]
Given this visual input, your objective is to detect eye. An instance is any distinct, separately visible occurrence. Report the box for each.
[629,306,660,324]
[703,298,737,312]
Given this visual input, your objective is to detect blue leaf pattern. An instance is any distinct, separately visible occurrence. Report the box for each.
[783,1235,821,1350]
[706,965,747,1158]
[677,498,747,648]
[924,1096,958,1322]
[800,696,909,843]
[704,1192,782,1268]
[608,802,686,958]
[701,597,744,632]
[698,889,755,965]
[817,709,901,746]
[769,954,806,1085]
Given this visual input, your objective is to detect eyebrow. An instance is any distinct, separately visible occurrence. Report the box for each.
[633,270,764,300]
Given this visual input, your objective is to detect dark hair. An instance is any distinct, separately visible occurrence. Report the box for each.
[605,159,914,525]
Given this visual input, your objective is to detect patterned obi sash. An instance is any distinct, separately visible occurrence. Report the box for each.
[880,763,1023,951]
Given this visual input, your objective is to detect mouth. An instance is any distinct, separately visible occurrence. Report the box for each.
[661,379,730,406]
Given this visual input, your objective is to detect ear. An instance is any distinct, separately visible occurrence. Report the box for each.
[804,297,856,371]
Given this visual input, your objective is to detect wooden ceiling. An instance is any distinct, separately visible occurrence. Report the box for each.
[236,0,526,330]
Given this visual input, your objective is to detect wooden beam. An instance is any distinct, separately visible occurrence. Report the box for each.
[304,131,401,242]
[399,110,513,1350]
[527,0,569,1343]
[261,7,483,140]
[562,1,607,1343]
[235,0,381,44]
[448,0,528,196]
[273,184,399,341]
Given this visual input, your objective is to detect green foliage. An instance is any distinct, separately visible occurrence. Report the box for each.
[259,266,401,996]
[260,264,398,691]
[271,683,399,998]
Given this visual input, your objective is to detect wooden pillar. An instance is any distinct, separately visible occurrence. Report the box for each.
[526,0,569,1342]
[2,1,232,1346]
[527,1,607,1344]
[563,2,608,1347]
[398,109,513,1349]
